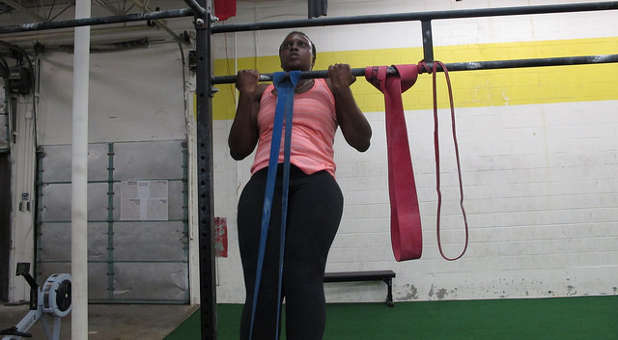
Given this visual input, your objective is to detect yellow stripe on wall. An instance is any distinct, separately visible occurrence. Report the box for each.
[212,37,618,120]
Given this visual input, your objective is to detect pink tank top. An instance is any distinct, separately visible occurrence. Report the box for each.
[251,78,338,177]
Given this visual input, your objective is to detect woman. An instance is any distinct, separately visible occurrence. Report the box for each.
[229,31,372,340]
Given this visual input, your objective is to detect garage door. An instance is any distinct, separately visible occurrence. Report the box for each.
[36,140,189,303]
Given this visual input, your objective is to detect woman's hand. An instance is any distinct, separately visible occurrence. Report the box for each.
[229,70,265,160]
[327,64,371,152]
[236,70,260,95]
[327,64,356,92]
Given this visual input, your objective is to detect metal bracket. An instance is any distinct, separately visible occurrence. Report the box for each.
[421,20,434,69]
[195,17,206,29]
[184,0,207,18]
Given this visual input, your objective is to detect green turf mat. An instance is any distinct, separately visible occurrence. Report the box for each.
[165,296,618,340]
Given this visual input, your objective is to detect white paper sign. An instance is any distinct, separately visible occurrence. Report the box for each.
[120,180,168,221]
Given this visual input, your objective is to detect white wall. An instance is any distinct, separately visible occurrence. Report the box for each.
[212,0,618,303]
[211,0,618,59]
[7,97,36,303]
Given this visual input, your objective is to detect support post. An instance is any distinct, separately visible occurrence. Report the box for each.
[194,1,217,338]
[71,0,91,339]
[421,20,434,65]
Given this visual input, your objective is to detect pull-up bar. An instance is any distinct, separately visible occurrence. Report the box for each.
[212,54,618,84]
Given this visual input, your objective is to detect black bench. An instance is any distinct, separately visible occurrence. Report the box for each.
[324,270,396,307]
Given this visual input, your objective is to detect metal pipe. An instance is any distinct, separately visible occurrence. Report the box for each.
[0,8,193,34]
[213,67,397,84]
[0,24,173,46]
[183,0,207,18]
[441,54,618,71]
[211,1,618,33]
[71,0,91,339]
[212,54,618,84]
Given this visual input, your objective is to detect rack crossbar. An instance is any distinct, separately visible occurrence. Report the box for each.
[212,54,618,84]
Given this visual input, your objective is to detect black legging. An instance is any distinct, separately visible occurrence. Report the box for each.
[237,164,344,340]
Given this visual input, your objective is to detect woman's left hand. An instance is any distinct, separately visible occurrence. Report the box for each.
[327,64,371,152]
[328,63,356,91]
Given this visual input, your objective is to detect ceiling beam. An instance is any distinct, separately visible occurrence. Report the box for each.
[1,0,47,21]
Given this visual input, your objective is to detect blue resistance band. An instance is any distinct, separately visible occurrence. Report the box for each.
[249,71,301,340]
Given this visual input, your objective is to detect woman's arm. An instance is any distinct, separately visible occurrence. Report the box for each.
[228,70,267,160]
[327,64,372,152]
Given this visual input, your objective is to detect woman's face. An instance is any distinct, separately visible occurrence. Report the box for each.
[279,33,314,72]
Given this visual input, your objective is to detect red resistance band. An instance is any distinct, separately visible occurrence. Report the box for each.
[365,63,469,262]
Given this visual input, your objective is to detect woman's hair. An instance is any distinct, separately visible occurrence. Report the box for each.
[280,31,317,63]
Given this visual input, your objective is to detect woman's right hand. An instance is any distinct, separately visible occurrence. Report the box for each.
[229,70,264,160]
[236,70,260,94]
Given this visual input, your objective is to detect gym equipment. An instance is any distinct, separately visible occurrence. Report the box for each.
[0,263,71,340]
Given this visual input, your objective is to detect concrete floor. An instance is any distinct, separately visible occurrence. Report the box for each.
[0,303,198,339]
